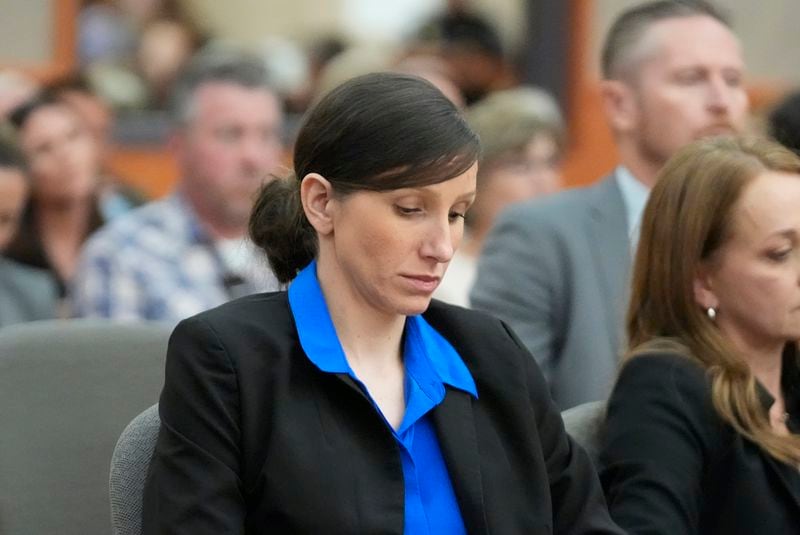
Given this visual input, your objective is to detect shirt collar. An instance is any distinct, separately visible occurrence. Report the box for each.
[287,261,477,398]
[615,166,651,246]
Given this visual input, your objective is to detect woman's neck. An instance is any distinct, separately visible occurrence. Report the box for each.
[316,260,406,371]
[316,259,408,429]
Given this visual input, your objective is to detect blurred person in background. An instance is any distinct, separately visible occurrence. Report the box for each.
[413,0,515,104]
[50,75,147,218]
[78,0,135,67]
[78,0,204,66]
[5,94,108,302]
[601,136,800,533]
[79,0,206,111]
[769,90,800,156]
[434,86,564,306]
[313,46,394,102]
[395,54,465,108]
[136,16,206,110]
[71,50,284,323]
[471,0,750,409]
[282,35,347,114]
[0,138,58,326]
[314,48,464,110]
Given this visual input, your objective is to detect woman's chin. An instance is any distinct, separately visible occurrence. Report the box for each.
[395,295,434,317]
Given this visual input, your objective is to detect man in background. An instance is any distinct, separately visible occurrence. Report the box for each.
[471,1,749,408]
[71,51,284,323]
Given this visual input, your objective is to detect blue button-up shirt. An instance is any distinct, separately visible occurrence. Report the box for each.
[288,261,477,534]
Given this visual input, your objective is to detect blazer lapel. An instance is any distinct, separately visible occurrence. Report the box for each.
[585,174,631,358]
[431,388,488,535]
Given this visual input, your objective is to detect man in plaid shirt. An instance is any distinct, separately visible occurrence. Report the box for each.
[71,51,283,323]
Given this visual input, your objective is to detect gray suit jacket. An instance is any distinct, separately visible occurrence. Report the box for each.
[0,257,58,328]
[471,175,630,409]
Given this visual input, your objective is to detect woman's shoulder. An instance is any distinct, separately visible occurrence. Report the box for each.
[613,348,718,425]
[603,347,733,467]
[191,288,288,320]
[620,350,709,387]
[174,291,295,353]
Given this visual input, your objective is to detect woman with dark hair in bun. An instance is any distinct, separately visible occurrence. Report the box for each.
[143,72,620,534]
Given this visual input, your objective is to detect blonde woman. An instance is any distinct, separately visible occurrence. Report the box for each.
[600,136,800,534]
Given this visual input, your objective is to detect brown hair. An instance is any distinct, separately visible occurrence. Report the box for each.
[627,135,800,466]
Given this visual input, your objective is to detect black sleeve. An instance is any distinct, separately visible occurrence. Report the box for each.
[502,322,624,535]
[142,316,245,534]
[600,353,719,534]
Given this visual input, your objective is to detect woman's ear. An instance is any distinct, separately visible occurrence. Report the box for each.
[300,173,335,235]
[693,263,719,311]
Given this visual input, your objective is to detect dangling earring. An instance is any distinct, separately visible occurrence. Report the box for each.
[707,307,717,321]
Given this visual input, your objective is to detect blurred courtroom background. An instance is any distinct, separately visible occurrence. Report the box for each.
[1,0,795,198]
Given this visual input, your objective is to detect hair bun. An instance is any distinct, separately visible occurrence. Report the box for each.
[249,175,317,283]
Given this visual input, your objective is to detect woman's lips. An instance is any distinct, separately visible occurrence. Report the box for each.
[401,274,441,293]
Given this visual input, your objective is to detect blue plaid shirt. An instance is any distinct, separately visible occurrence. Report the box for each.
[70,194,279,324]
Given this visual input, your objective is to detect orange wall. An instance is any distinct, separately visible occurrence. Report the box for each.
[106,147,180,199]
[559,0,616,187]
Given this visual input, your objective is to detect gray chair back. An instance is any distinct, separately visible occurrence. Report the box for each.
[0,319,171,535]
[110,404,160,535]
[561,400,607,464]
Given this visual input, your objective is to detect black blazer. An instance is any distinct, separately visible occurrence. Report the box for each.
[143,292,621,534]
[600,352,800,534]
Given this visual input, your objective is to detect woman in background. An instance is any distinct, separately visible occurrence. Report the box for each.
[435,86,564,307]
[143,73,620,534]
[6,94,106,302]
[600,136,800,534]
